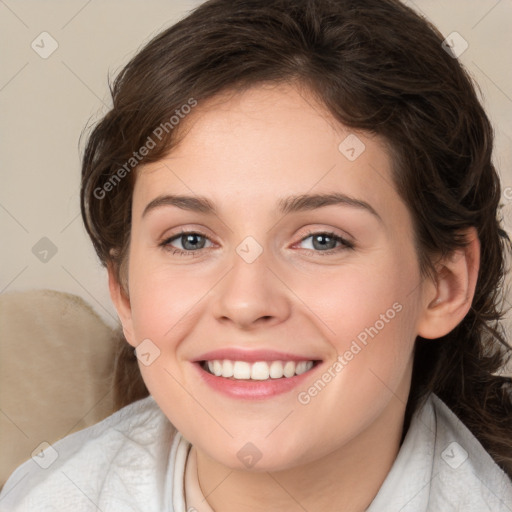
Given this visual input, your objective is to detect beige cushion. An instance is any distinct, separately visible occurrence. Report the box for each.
[0,289,117,488]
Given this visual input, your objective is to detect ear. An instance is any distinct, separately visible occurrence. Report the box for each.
[417,227,480,339]
[107,263,136,347]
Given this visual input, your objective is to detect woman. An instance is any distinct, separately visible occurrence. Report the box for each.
[2,0,511,510]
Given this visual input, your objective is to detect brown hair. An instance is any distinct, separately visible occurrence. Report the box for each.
[80,0,512,476]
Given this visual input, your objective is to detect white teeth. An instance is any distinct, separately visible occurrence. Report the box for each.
[233,361,251,379]
[251,361,270,380]
[212,360,223,377]
[269,360,284,378]
[222,359,234,378]
[204,359,314,380]
[283,361,296,378]
[295,361,310,375]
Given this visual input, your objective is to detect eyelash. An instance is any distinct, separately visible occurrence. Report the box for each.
[159,229,354,257]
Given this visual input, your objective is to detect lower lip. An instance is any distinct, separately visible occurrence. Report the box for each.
[193,362,320,400]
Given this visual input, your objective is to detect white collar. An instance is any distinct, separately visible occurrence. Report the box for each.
[166,393,512,511]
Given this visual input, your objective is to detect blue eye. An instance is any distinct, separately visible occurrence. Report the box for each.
[160,230,354,257]
[160,230,213,256]
[296,231,354,254]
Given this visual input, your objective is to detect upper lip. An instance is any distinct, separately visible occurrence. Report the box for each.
[192,348,321,363]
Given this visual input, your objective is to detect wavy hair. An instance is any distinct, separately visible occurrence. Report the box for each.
[80,0,512,476]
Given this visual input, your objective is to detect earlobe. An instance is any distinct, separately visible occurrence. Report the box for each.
[107,263,136,347]
[417,227,480,340]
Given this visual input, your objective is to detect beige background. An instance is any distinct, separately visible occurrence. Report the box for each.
[1,0,512,330]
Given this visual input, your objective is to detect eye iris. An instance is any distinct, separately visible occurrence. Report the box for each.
[182,233,205,251]
[312,234,336,250]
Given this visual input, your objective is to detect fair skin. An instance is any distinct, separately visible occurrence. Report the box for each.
[108,82,480,512]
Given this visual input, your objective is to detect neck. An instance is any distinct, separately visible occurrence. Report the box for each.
[194,394,409,512]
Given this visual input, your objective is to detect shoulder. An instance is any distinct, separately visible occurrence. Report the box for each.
[368,392,512,512]
[0,396,178,512]
[428,393,512,510]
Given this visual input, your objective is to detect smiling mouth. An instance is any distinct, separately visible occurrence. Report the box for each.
[200,359,321,380]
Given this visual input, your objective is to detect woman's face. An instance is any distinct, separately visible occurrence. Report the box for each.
[117,82,433,471]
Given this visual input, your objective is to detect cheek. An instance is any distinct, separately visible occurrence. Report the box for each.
[292,271,419,452]
[295,249,420,389]
[296,253,415,343]
[126,244,209,340]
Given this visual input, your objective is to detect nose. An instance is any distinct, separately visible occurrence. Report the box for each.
[211,244,291,330]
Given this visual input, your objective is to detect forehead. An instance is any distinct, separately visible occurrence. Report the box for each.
[133,82,406,225]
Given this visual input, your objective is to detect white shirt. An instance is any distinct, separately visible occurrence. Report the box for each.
[1,392,511,511]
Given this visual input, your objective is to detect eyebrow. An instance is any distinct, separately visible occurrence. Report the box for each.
[142,192,382,222]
